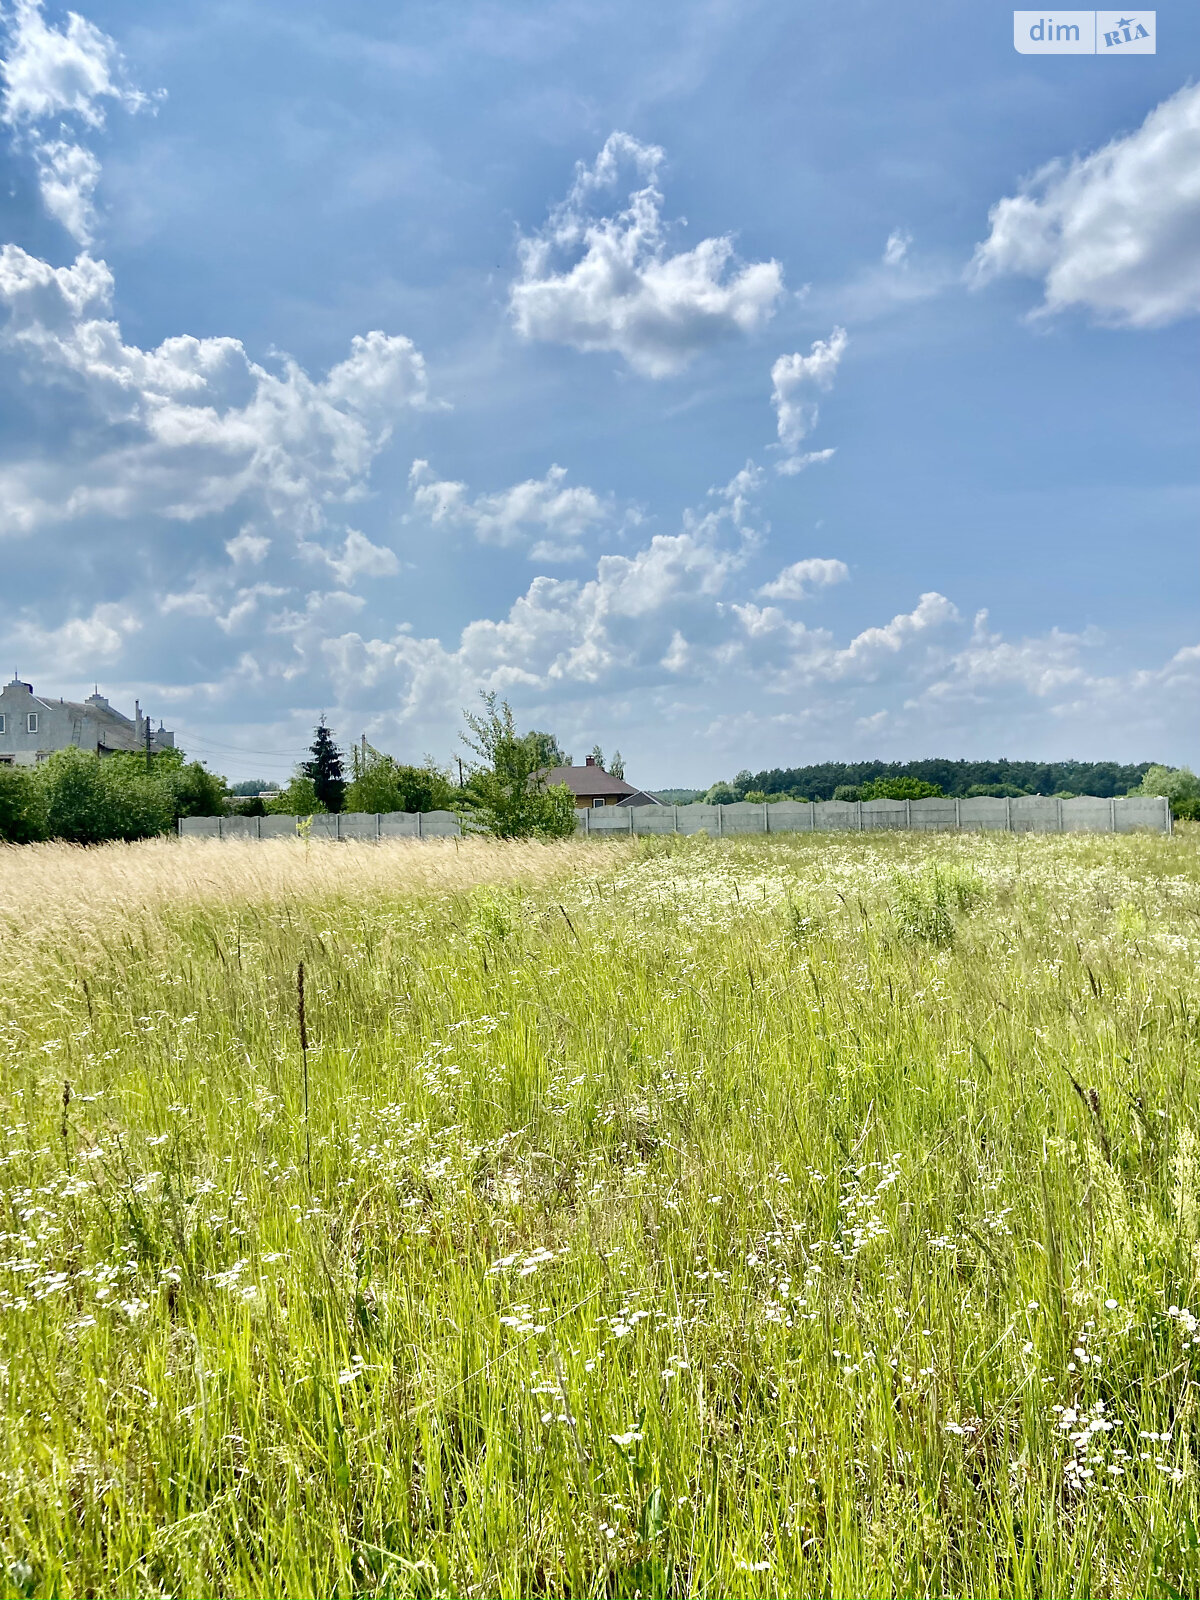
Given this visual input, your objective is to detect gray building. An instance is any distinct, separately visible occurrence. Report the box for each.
[0,678,175,767]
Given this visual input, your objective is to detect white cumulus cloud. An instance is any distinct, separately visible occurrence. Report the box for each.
[757,557,849,601]
[1,0,154,244]
[409,460,611,561]
[769,327,846,473]
[509,131,784,377]
[972,81,1200,326]
[0,244,434,535]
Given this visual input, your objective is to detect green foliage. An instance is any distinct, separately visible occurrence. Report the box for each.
[608,748,625,781]
[1174,798,1200,822]
[345,746,456,815]
[705,781,739,804]
[229,778,273,796]
[265,776,326,815]
[965,783,1028,798]
[104,748,227,821]
[589,744,605,771]
[0,764,45,843]
[861,777,944,800]
[302,719,346,813]
[36,748,174,844]
[833,784,863,802]
[462,692,580,839]
[524,730,572,770]
[1133,765,1200,810]
[891,864,985,947]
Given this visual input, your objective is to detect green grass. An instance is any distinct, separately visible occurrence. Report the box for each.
[2,827,1200,1597]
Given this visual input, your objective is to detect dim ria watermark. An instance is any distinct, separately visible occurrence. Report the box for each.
[1014,11,1155,53]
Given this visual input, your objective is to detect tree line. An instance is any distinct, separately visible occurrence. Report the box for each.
[699,760,1199,818]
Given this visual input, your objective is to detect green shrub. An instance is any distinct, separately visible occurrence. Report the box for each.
[36,748,174,844]
[345,752,456,814]
[861,777,944,800]
[892,865,985,947]
[265,777,326,815]
[0,764,45,843]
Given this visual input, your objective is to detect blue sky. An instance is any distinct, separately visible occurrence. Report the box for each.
[0,0,1196,786]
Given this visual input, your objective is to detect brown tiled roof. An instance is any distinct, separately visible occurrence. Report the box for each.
[540,764,639,798]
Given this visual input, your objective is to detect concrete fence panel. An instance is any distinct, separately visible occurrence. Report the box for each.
[220,815,260,839]
[766,802,815,832]
[1062,796,1114,832]
[338,813,380,840]
[958,797,1010,829]
[180,792,1171,843]
[1009,796,1060,833]
[259,815,298,838]
[1115,796,1171,832]
[862,799,908,830]
[378,812,421,837]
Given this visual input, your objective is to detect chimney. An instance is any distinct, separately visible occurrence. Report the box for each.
[585,755,595,767]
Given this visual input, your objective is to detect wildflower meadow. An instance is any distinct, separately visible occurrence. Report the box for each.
[1,826,1199,1597]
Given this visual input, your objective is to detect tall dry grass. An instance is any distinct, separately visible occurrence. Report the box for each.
[0,833,621,968]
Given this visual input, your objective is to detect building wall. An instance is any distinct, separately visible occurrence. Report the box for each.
[0,682,173,766]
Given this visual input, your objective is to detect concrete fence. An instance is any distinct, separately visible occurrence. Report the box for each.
[180,794,1170,841]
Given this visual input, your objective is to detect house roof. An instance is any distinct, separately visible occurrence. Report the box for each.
[540,764,640,798]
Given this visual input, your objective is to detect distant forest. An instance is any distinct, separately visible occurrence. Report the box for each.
[743,760,1152,801]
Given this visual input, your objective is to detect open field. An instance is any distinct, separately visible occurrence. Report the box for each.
[2,828,1200,1597]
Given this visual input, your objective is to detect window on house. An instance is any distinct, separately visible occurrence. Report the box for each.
[0,714,5,734]
[26,713,38,734]
[593,797,604,808]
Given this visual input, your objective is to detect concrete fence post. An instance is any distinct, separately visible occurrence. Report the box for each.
[1109,797,1116,834]
[763,803,770,834]
[717,805,724,836]
[954,797,961,830]
[417,811,423,839]
[905,799,911,830]
[628,806,634,834]
[218,817,225,840]
[584,806,591,835]
[376,813,381,839]
[673,805,679,834]
[857,800,863,831]
[1005,797,1012,832]
[1056,797,1064,833]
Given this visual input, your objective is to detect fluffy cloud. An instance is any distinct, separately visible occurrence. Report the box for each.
[0,245,433,535]
[3,598,139,670]
[409,460,611,561]
[1,0,153,244]
[757,557,849,601]
[0,0,146,126]
[769,327,846,473]
[883,229,911,267]
[32,137,100,244]
[321,529,400,587]
[509,131,784,377]
[972,82,1200,326]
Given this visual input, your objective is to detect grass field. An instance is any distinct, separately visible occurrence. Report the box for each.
[2,827,1200,1598]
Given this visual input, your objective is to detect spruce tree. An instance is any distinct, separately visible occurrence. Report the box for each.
[303,718,346,812]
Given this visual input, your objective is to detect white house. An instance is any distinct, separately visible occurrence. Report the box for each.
[0,678,175,766]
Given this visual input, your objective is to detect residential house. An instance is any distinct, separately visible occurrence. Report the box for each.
[0,678,175,766]
[540,755,662,808]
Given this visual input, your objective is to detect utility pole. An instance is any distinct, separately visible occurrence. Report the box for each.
[145,710,152,773]
[456,756,465,788]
